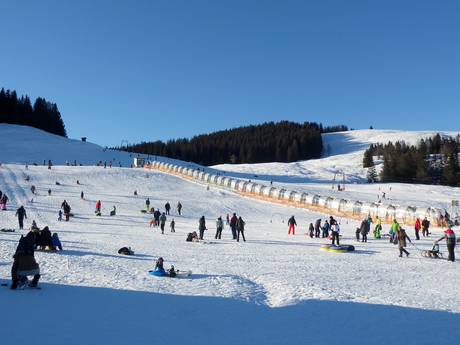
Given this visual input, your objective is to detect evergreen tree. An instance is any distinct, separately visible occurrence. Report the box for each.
[367,165,378,183]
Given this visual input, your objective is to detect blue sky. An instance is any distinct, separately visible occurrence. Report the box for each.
[1,0,459,146]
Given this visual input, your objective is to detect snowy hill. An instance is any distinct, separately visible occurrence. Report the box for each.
[0,124,135,166]
[1,125,460,345]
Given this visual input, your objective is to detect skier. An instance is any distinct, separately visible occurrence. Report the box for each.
[422,217,430,237]
[95,200,102,216]
[30,185,36,194]
[177,201,182,216]
[322,220,330,238]
[331,222,340,245]
[165,202,171,215]
[314,219,321,238]
[198,216,206,240]
[80,191,84,200]
[435,227,456,262]
[58,209,63,222]
[146,198,150,212]
[288,216,297,235]
[15,206,27,230]
[237,216,246,242]
[397,227,411,257]
[230,213,238,240]
[215,216,224,239]
[11,231,40,289]
[170,219,175,233]
[414,217,421,240]
[308,223,314,238]
[373,216,382,239]
[159,212,167,234]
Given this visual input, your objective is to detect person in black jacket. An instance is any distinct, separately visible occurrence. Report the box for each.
[360,218,370,243]
[165,202,171,215]
[288,216,297,235]
[198,216,206,240]
[15,206,27,230]
[237,216,246,242]
[422,217,430,237]
[230,213,238,240]
[314,219,321,238]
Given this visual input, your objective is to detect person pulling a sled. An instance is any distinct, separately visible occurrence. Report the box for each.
[435,227,456,262]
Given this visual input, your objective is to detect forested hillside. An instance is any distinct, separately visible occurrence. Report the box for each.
[0,88,66,137]
[121,121,348,166]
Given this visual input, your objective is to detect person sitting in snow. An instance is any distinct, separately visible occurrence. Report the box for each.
[110,206,116,216]
[155,257,165,273]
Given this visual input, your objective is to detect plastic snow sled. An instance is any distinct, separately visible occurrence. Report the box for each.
[320,244,355,253]
[149,268,167,277]
[148,269,192,278]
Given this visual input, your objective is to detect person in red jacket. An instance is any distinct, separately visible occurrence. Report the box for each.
[436,228,457,262]
[414,218,421,240]
[95,200,102,216]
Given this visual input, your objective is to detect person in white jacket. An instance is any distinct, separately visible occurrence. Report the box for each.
[331,223,340,245]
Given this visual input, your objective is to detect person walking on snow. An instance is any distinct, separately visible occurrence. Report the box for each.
[331,222,340,245]
[237,216,246,242]
[314,219,321,238]
[360,218,370,243]
[198,216,206,240]
[435,227,456,262]
[414,217,421,240]
[15,206,27,230]
[95,200,102,216]
[145,198,150,212]
[170,219,175,233]
[397,227,411,257]
[390,219,399,244]
[215,216,224,239]
[230,213,238,240]
[422,217,430,237]
[159,212,167,234]
[373,216,382,239]
[177,201,182,216]
[165,202,171,215]
[308,223,314,238]
[288,216,297,235]
[322,220,330,238]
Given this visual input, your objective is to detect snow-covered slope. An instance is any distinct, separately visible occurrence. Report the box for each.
[0,124,135,166]
[210,129,460,210]
[1,125,459,345]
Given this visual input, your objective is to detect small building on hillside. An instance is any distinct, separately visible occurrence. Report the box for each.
[133,157,146,168]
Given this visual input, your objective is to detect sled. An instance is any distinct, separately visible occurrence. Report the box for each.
[148,269,192,278]
[421,250,444,259]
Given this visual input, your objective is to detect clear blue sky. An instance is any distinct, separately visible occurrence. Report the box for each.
[1,0,459,146]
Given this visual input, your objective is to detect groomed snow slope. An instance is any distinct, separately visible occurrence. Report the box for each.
[1,164,459,345]
[1,125,460,344]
